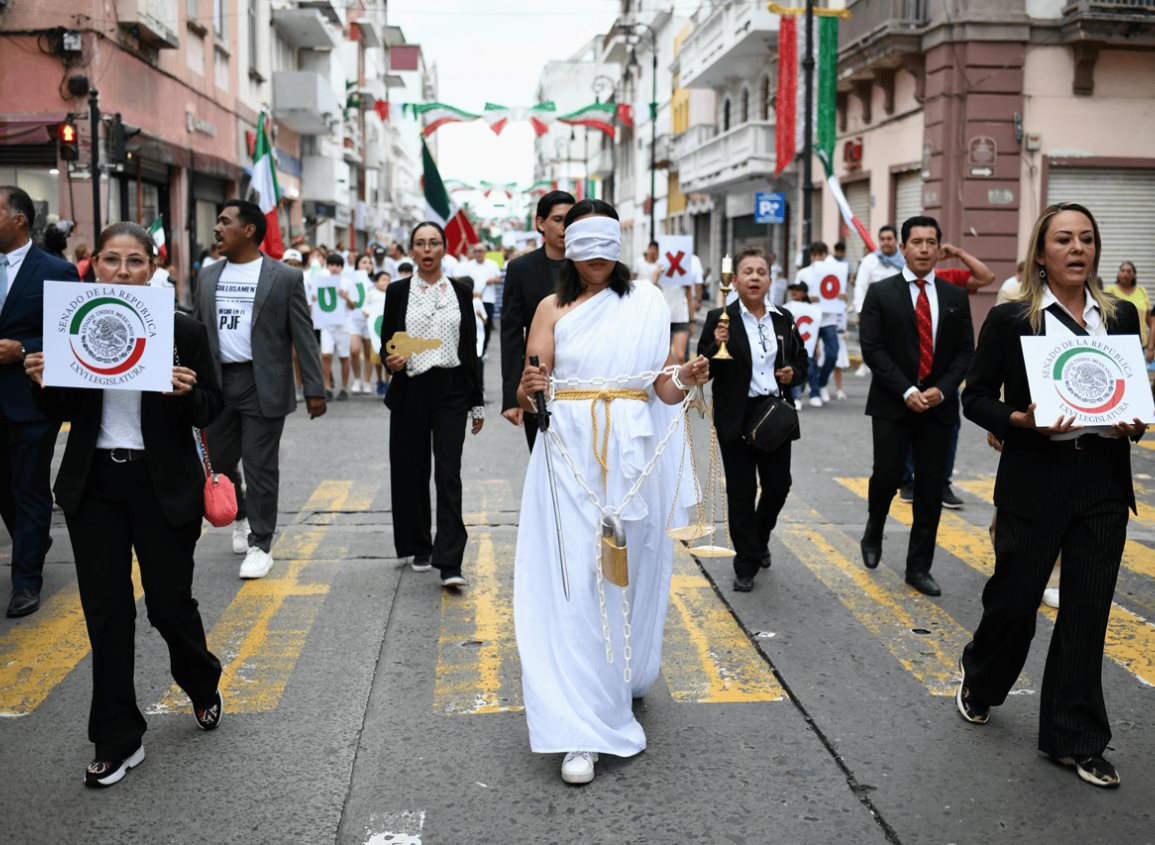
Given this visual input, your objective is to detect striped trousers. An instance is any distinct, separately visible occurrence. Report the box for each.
[962,437,1128,757]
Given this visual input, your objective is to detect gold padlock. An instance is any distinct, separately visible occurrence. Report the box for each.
[601,515,628,587]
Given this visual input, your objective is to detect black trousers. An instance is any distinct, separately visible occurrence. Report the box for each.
[482,303,496,356]
[0,415,60,591]
[963,439,1127,757]
[68,456,221,759]
[720,420,792,580]
[389,367,469,574]
[867,413,952,573]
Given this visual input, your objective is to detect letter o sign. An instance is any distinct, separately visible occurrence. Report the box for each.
[820,274,841,299]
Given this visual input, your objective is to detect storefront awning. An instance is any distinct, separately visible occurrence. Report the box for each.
[0,113,69,145]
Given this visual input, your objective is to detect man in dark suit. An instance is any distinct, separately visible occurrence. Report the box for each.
[500,190,574,450]
[859,215,974,596]
[0,186,80,617]
[193,200,326,580]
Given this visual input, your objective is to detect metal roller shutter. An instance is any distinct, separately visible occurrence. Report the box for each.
[844,180,870,267]
[893,170,922,232]
[1046,166,1155,286]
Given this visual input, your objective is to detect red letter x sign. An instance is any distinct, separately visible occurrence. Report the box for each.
[664,251,686,278]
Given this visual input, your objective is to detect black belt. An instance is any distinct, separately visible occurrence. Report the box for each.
[99,448,147,463]
[1051,434,1112,451]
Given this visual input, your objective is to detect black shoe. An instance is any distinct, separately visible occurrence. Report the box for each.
[6,588,40,618]
[194,689,223,731]
[905,571,941,596]
[325,389,334,401]
[1054,754,1120,788]
[337,389,348,401]
[899,482,914,503]
[85,746,145,788]
[955,658,990,725]
[410,555,432,572]
[733,576,755,592]
[759,549,772,569]
[942,484,964,509]
[440,571,468,589]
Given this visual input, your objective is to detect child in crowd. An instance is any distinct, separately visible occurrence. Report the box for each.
[364,270,390,396]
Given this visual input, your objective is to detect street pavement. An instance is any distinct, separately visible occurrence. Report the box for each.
[2,339,1154,845]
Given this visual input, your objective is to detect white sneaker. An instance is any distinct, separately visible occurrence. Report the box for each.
[239,547,274,579]
[809,396,823,408]
[561,751,598,784]
[855,363,869,377]
[836,390,848,401]
[1042,588,1060,609]
[820,387,831,402]
[231,519,250,554]
[354,378,365,394]
[440,573,468,588]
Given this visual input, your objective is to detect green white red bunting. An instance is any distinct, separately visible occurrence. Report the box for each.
[405,102,481,137]
[148,215,166,262]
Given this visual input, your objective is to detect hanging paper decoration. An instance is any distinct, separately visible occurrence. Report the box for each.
[557,102,618,137]
[480,180,518,199]
[775,16,797,176]
[373,99,389,122]
[615,103,634,128]
[404,102,480,136]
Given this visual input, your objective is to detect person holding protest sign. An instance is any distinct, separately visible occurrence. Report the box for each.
[957,203,1146,789]
[24,221,224,788]
[858,216,974,598]
[699,248,808,592]
[795,242,846,408]
[382,221,484,588]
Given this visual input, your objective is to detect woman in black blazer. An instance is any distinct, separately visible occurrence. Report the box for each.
[698,248,808,592]
[24,222,224,788]
[958,203,1146,789]
[382,221,484,589]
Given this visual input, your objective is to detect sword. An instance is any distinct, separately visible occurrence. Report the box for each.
[530,355,571,601]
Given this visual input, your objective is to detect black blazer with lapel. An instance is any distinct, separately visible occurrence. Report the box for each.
[860,273,974,424]
[34,313,223,525]
[698,302,809,443]
[500,247,556,412]
[381,277,483,412]
[0,244,79,422]
[962,298,1140,517]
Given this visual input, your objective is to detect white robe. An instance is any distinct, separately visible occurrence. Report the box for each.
[514,282,692,756]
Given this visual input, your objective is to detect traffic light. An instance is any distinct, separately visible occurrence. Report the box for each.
[57,121,79,161]
[109,114,141,166]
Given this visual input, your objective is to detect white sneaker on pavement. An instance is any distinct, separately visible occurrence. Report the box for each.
[239,547,274,579]
[836,390,848,401]
[231,519,250,554]
[855,363,869,377]
[820,387,831,402]
[561,751,598,784]
[809,396,823,408]
[1042,588,1060,609]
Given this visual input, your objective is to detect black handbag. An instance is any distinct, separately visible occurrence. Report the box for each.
[742,394,798,452]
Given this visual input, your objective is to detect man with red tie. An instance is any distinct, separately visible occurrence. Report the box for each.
[858,216,974,596]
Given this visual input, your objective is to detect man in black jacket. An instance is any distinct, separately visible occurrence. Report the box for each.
[499,190,574,450]
[859,216,974,596]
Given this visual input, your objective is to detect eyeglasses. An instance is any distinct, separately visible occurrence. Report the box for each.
[756,321,769,353]
[412,240,443,250]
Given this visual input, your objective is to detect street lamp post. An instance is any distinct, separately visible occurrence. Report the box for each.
[592,75,616,205]
[624,21,658,243]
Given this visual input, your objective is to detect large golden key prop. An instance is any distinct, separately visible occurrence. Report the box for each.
[386,332,443,356]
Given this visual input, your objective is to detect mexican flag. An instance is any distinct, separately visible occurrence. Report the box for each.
[251,112,284,259]
[148,215,167,262]
[422,137,478,257]
[484,102,555,137]
[818,148,876,253]
[774,15,839,175]
[557,102,617,137]
[406,102,479,137]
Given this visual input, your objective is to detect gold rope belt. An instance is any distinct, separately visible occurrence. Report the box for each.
[553,388,650,489]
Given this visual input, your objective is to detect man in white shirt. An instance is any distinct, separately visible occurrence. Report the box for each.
[795,242,845,407]
[853,225,905,318]
[194,200,326,580]
[459,243,501,356]
[633,240,660,286]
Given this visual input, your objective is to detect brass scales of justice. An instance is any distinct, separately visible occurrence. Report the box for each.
[664,255,735,559]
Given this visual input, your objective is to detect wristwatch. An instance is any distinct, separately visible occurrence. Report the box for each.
[18,344,27,362]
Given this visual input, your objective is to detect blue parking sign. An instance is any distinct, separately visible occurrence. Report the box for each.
[755,191,786,224]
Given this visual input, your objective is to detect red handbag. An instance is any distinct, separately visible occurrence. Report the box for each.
[198,428,237,527]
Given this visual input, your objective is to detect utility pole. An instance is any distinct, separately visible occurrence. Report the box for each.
[88,89,101,241]
[649,42,657,243]
[801,0,814,265]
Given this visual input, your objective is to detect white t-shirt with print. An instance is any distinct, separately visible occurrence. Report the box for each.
[215,257,263,363]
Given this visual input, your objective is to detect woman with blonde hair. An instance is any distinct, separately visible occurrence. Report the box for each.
[957,202,1146,788]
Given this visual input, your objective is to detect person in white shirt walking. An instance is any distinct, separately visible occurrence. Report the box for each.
[460,243,502,357]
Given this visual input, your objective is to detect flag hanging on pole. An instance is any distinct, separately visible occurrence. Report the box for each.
[250,112,284,259]
[816,16,838,165]
[148,215,167,263]
[774,17,797,175]
[421,137,478,257]
[817,148,876,253]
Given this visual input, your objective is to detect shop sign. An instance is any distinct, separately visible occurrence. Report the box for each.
[186,112,217,137]
[843,137,864,171]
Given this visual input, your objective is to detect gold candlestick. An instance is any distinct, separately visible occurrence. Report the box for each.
[714,268,734,361]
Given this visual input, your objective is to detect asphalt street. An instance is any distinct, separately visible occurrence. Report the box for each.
[2,339,1154,845]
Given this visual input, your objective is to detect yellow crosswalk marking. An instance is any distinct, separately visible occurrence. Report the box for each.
[662,548,786,703]
[837,477,1155,688]
[0,564,143,717]
[1136,440,1155,452]
[954,477,1155,582]
[152,481,378,715]
[779,505,978,697]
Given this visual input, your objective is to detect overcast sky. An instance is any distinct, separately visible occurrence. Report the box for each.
[387,0,620,189]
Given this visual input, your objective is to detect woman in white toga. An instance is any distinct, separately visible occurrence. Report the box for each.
[515,200,710,785]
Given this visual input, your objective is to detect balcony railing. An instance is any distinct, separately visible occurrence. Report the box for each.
[678,0,779,90]
[840,0,928,53]
[271,6,339,50]
[678,121,776,195]
[273,71,343,136]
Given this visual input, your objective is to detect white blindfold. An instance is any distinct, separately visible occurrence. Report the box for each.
[564,216,622,263]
